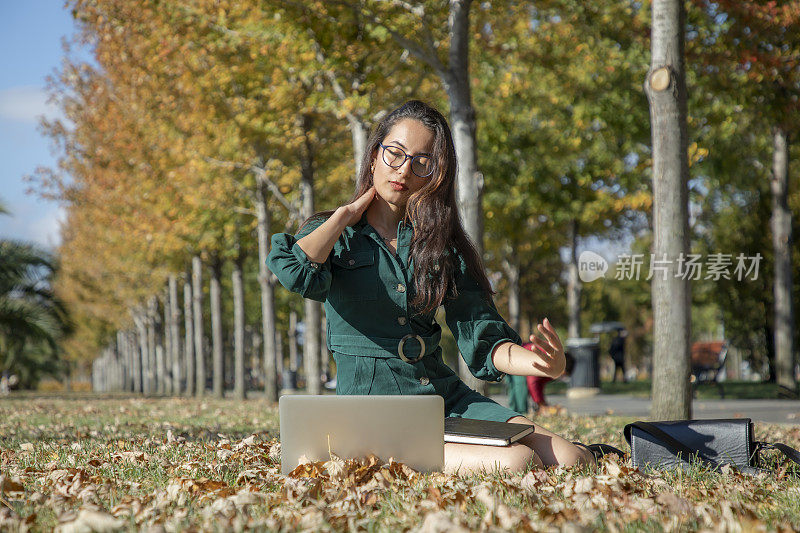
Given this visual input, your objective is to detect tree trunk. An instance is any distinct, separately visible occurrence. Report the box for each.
[192,255,205,396]
[103,348,110,392]
[770,126,796,394]
[349,115,369,179]
[114,341,123,392]
[125,331,133,391]
[120,343,126,391]
[256,179,279,402]
[567,219,582,339]
[646,0,692,419]
[169,274,182,395]
[126,331,135,393]
[92,355,101,392]
[91,357,97,392]
[440,0,485,395]
[63,364,72,392]
[502,255,521,333]
[147,296,162,395]
[289,310,299,377]
[444,1,482,257]
[210,257,225,398]
[764,316,775,382]
[184,275,195,396]
[232,249,246,401]
[300,113,322,394]
[135,309,150,395]
[116,331,124,391]
[155,342,165,395]
[116,330,127,391]
[155,297,166,395]
[131,325,142,394]
[304,301,322,394]
[163,287,173,394]
[276,329,284,378]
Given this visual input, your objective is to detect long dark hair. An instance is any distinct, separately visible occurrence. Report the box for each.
[301,100,494,314]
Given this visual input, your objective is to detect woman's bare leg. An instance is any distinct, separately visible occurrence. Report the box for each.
[443,441,543,475]
[507,415,595,467]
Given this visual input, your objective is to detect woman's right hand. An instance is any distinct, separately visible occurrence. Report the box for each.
[338,186,376,226]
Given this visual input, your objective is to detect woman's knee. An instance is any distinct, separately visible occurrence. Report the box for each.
[506,415,594,468]
[443,442,542,475]
[504,443,543,472]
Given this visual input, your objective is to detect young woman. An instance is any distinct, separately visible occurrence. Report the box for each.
[267,100,593,474]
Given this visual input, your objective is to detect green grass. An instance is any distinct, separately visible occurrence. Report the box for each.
[599,380,791,400]
[1,394,798,531]
[488,380,792,400]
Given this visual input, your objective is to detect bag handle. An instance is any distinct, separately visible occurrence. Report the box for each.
[755,442,800,467]
[572,441,627,461]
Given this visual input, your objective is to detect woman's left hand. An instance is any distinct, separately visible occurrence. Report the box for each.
[528,318,566,378]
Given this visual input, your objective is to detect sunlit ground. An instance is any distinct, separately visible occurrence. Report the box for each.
[1,395,798,531]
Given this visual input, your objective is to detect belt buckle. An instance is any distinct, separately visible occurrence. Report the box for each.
[398,334,425,363]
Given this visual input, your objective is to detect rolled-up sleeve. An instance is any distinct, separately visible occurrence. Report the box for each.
[443,254,522,382]
[267,217,332,302]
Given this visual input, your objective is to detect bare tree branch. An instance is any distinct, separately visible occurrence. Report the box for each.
[233,206,256,216]
[321,0,446,72]
[204,157,300,218]
[374,0,440,61]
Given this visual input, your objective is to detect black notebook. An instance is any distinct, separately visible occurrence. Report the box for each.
[444,417,534,446]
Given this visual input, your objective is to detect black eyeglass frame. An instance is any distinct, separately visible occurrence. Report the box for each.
[378,143,435,178]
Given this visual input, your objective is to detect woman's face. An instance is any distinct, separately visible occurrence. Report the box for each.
[371,118,435,209]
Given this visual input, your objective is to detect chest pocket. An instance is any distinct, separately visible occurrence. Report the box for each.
[331,249,378,301]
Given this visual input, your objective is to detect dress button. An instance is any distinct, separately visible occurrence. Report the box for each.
[419,376,430,386]
[397,317,407,325]
[348,259,355,265]
[397,283,406,293]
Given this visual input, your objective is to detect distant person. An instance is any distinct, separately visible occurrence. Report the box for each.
[609,330,627,383]
[506,373,529,415]
[523,342,551,411]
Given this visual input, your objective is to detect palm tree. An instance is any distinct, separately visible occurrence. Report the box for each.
[0,201,72,387]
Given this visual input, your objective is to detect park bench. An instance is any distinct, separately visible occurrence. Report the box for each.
[690,341,728,398]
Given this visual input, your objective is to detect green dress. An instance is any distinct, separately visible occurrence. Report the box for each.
[506,375,530,415]
[267,212,523,422]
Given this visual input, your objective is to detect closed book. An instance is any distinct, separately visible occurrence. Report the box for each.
[444,417,533,446]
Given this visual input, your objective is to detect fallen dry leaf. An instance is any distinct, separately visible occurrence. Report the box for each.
[54,508,125,533]
[0,476,24,494]
[655,491,693,515]
[416,510,470,533]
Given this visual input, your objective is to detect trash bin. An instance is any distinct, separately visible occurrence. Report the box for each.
[565,338,600,397]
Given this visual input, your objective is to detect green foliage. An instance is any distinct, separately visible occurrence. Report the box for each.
[0,238,71,386]
[683,0,800,373]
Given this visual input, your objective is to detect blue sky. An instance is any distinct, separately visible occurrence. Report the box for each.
[0,1,89,251]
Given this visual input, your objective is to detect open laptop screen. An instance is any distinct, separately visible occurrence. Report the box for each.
[279,395,445,474]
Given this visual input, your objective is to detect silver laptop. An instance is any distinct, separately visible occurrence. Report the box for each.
[279,395,444,474]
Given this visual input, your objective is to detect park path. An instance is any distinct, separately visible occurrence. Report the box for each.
[490,393,800,425]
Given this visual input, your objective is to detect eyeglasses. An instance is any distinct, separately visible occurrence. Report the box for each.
[379,143,435,178]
